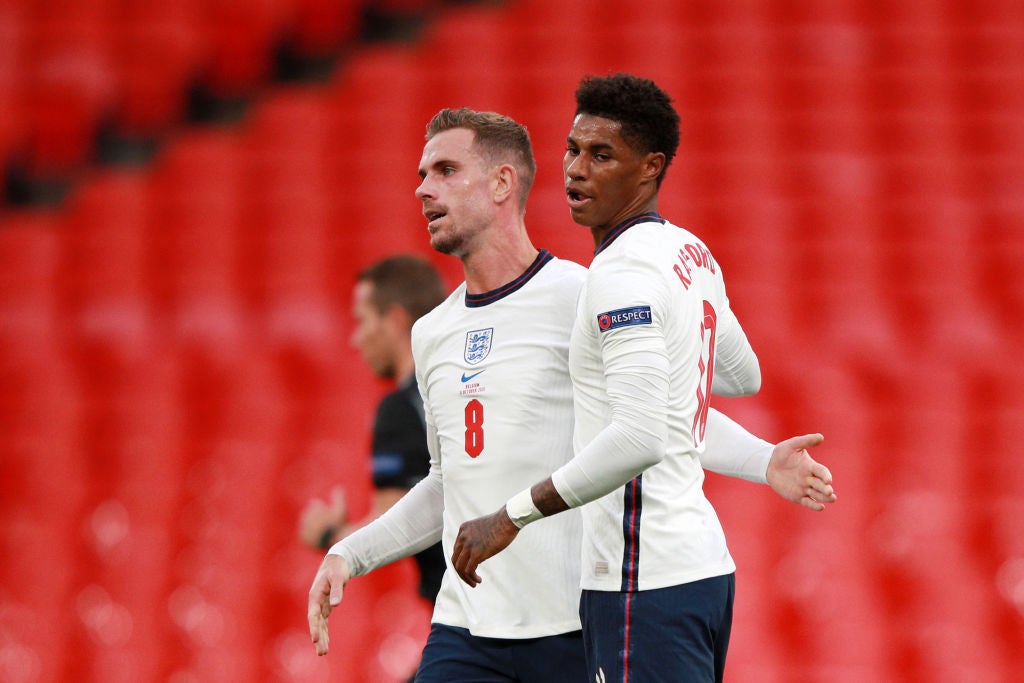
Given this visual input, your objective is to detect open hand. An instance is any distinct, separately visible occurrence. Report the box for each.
[766,433,836,511]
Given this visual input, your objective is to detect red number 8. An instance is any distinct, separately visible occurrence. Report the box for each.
[465,399,484,457]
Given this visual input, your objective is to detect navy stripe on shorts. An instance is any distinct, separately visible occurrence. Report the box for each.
[580,574,735,683]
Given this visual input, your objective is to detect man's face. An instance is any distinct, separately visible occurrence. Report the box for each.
[415,128,495,257]
[350,281,396,379]
[564,114,650,232]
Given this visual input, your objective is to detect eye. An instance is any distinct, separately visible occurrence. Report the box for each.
[442,166,456,176]
[565,145,579,157]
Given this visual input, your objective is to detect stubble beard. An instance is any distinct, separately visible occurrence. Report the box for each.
[429,225,468,258]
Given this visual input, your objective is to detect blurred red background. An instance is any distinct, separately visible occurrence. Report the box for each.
[1,0,1022,681]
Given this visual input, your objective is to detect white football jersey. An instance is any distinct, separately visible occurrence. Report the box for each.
[564,214,758,592]
[413,251,586,638]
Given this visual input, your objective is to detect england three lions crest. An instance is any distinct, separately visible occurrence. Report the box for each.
[464,328,493,365]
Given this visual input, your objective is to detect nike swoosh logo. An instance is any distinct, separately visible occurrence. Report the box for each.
[461,369,486,383]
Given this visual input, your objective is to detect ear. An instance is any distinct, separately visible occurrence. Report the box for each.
[641,152,666,184]
[638,150,671,185]
[493,163,517,205]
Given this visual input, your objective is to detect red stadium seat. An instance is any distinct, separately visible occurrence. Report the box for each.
[167,350,292,680]
[325,47,434,263]
[285,0,363,59]
[0,344,86,524]
[147,130,246,351]
[59,169,153,357]
[372,0,442,16]
[0,340,88,683]
[0,8,25,176]
[414,9,516,113]
[241,90,346,358]
[197,0,290,98]
[0,211,62,343]
[20,13,115,177]
[107,3,205,137]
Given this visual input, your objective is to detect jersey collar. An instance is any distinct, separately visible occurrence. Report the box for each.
[594,212,665,256]
[465,249,554,308]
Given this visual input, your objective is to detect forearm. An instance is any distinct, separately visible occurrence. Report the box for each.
[319,487,406,548]
[506,351,668,528]
[552,418,664,508]
[557,350,669,508]
[699,408,772,483]
[504,477,569,528]
[329,469,443,577]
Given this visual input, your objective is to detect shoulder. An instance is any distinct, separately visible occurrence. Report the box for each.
[594,220,719,277]
[545,255,587,279]
[660,219,720,267]
[588,232,663,282]
[621,219,701,254]
[584,224,697,309]
[521,253,586,290]
[412,284,466,347]
[538,255,587,296]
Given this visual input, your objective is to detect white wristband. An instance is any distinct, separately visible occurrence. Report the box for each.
[505,488,544,529]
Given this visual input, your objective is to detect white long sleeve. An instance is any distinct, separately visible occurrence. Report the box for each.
[699,408,772,483]
[406,255,587,637]
[328,407,445,577]
[552,349,670,508]
[328,465,444,577]
[562,218,744,591]
[710,299,761,396]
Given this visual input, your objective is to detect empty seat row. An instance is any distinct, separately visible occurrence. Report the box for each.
[0,0,433,194]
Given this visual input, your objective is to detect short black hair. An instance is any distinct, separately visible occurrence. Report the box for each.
[574,73,680,186]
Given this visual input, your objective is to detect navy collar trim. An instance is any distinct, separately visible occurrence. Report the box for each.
[594,212,665,256]
[465,250,554,308]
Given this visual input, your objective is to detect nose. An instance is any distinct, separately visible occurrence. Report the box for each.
[564,152,587,181]
[415,176,432,201]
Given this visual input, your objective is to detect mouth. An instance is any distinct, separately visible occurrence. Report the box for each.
[566,187,591,209]
[424,208,447,232]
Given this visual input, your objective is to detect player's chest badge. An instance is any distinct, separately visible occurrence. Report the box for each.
[464,327,493,365]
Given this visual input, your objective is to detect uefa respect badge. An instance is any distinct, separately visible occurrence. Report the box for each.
[596,306,652,332]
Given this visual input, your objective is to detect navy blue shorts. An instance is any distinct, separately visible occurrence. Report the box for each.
[579,573,735,683]
[414,623,587,683]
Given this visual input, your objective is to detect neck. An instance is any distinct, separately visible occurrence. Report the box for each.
[590,194,659,248]
[462,218,539,294]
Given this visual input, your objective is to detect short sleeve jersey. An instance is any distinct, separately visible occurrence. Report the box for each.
[411,251,586,638]
[569,214,745,592]
[370,376,446,602]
